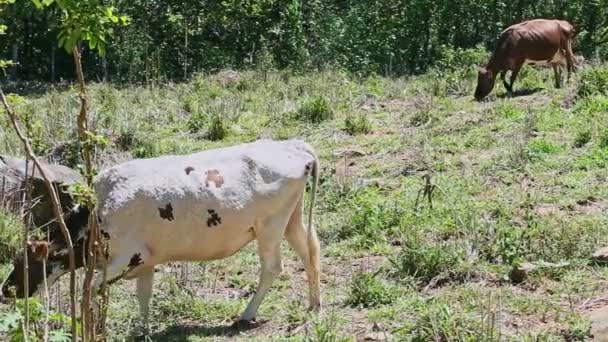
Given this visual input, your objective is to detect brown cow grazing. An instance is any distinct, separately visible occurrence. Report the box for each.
[475,19,577,100]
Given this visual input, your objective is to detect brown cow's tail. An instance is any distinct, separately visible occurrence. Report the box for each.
[561,21,577,73]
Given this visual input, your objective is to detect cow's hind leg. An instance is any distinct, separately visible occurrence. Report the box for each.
[285,198,321,312]
[238,212,293,323]
[553,64,562,88]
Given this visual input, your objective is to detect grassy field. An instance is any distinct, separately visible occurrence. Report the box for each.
[2,59,608,341]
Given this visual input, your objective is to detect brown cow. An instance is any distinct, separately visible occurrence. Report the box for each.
[475,19,577,100]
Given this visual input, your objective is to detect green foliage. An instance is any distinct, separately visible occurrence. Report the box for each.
[32,0,129,56]
[389,240,467,284]
[0,299,74,342]
[573,130,592,148]
[346,272,395,308]
[403,302,494,341]
[343,113,371,135]
[298,96,333,124]
[1,0,608,80]
[206,113,228,141]
[0,210,22,264]
[335,189,404,248]
[187,111,229,141]
[577,65,608,98]
[186,112,208,133]
[309,312,349,342]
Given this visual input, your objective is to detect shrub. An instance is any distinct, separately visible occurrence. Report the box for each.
[298,96,333,123]
[344,113,371,135]
[577,66,608,98]
[346,272,395,308]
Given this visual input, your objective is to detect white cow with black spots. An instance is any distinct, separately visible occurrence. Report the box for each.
[1,139,322,330]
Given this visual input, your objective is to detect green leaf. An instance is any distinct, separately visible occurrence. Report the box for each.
[49,331,72,342]
[0,311,23,332]
[31,0,44,8]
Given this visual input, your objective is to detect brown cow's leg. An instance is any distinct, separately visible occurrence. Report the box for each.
[509,61,525,94]
[553,64,562,88]
[501,71,511,93]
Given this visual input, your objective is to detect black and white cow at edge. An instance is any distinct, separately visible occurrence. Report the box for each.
[1,139,321,328]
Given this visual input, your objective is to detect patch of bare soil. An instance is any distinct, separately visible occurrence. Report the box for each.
[580,294,608,341]
[569,196,608,215]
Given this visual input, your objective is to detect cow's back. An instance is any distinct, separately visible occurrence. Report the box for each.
[94,139,317,262]
[493,19,570,66]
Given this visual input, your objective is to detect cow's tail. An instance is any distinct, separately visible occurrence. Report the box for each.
[303,142,321,308]
[306,149,320,267]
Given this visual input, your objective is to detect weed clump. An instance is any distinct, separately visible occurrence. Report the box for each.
[346,272,395,308]
[186,112,228,141]
[403,302,494,341]
[298,96,333,123]
[344,113,371,135]
[577,65,608,98]
[389,240,467,285]
[573,130,591,148]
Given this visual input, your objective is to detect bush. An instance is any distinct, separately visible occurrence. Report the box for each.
[298,96,333,123]
[346,272,395,308]
[577,66,608,98]
[344,113,371,135]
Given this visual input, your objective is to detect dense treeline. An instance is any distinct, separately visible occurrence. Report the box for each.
[2,0,608,82]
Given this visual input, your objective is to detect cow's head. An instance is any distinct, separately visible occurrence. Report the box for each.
[1,206,89,301]
[474,67,496,101]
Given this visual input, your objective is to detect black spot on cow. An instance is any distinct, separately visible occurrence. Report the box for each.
[207,209,222,227]
[101,230,110,240]
[128,253,142,267]
[158,203,174,221]
[185,166,195,175]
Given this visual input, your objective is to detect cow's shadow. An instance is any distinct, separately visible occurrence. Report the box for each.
[136,320,266,341]
[497,87,544,98]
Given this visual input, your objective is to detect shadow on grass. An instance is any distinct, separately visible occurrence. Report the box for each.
[497,87,545,98]
[137,320,267,341]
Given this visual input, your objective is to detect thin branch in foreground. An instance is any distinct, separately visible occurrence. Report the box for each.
[0,87,78,342]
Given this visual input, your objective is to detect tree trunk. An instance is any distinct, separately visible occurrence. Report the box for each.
[10,43,18,79]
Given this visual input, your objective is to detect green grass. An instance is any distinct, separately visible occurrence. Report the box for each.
[1,63,608,341]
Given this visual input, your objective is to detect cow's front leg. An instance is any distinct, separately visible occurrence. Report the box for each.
[92,254,132,291]
[136,267,154,333]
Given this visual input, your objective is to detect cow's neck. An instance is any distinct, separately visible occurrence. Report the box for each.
[486,55,504,75]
